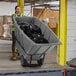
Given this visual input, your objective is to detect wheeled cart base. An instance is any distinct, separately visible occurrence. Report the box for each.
[21,54,45,67]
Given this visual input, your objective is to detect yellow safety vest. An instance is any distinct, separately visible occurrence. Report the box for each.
[12,13,23,31]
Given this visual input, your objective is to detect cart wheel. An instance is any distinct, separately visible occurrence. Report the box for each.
[37,58,44,66]
[21,56,28,67]
[37,54,45,66]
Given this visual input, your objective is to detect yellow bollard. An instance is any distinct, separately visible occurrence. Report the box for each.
[56,0,67,66]
[20,0,24,14]
[17,0,20,6]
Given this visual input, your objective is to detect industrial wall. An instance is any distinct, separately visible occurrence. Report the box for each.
[0,2,16,15]
[67,0,76,61]
[0,2,31,16]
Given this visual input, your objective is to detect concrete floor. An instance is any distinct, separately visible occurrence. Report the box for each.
[0,40,74,73]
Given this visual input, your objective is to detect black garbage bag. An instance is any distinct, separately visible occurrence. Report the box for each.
[20,25,32,37]
[31,34,49,43]
[29,25,42,35]
[20,24,42,34]
[20,24,42,36]
[20,23,49,43]
[30,34,41,43]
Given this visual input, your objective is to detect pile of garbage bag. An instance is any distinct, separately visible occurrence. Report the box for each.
[18,21,49,44]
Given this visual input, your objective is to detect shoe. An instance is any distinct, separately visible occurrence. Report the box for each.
[11,53,17,61]
[12,57,16,61]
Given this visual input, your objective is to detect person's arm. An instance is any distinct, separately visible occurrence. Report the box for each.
[12,14,14,22]
[12,14,15,32]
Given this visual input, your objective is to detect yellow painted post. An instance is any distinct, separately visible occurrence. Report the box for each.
[20,0,24,14]
[59,0,67,66]
[17,0,20,6]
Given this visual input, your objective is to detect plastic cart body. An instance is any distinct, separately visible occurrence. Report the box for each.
[13,16,61,67]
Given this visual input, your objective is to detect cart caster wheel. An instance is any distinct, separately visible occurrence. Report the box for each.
[21,56,28,67]
[37,59,44,66]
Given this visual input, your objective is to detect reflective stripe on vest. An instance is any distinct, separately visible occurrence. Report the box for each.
[14,13,23,17]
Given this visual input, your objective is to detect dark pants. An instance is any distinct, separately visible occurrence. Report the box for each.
[12,31,16,53]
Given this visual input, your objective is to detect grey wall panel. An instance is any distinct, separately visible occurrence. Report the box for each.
[67,0,76,61]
